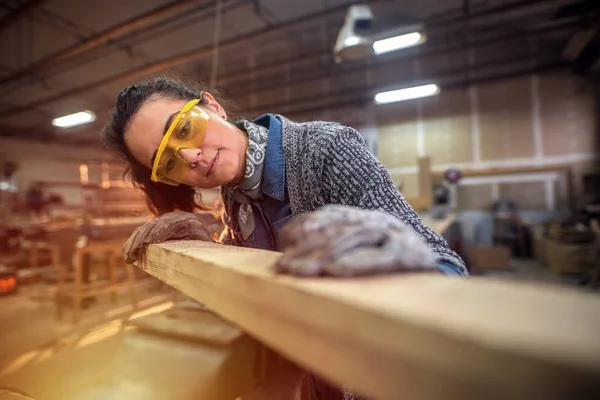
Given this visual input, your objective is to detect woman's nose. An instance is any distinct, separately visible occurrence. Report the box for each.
[178,148,202,165]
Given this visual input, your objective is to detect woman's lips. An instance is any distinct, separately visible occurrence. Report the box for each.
[207,151,219,176]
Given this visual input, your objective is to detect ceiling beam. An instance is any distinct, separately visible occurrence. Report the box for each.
[0,0,209,88]
[218,49,330,85]
[0,0,47,34]
[0,122,56,141]
[28,7,154,64]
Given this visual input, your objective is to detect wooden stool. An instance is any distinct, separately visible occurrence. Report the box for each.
[55,238,137,324]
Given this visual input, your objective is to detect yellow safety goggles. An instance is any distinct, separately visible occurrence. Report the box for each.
[151,99,209,186]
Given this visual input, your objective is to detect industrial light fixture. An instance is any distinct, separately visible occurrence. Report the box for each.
[333,4,374,63]
[373,32,426,55]
[374,84,440,104]
[333,4,426,62]
[52,110,96,128]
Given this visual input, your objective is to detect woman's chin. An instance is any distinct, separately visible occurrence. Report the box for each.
[183,179,218,189]
[211,166,238,187]
[181,174,209,189]
[182,169,235,189]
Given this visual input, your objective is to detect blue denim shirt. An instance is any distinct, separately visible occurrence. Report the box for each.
[241,114,463,276]
[236,114,292,252]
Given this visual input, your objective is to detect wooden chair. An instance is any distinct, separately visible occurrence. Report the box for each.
[54,234,137,324]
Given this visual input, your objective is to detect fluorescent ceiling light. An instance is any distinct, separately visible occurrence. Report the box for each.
[52,110,96,128]
[375,84,440,104]
[373,32,425,55]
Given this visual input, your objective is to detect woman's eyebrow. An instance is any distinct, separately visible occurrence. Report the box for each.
[163,112,178,136]
[150,111,179,166]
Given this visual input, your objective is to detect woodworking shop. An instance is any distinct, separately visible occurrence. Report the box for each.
[1,0,600,399]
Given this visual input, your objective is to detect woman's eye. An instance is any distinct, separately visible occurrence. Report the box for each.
[165,157,176,173]
[177,122,191,139]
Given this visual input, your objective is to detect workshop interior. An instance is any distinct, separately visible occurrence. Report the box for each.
[0,0,599,399]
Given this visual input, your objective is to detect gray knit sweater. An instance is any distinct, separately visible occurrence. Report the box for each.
[222,116,466,273]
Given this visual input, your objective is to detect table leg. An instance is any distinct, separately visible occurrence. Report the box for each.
[109,252,117,304]
[73,252,82,324]
[30,242,38,268]
[125,263,138,309]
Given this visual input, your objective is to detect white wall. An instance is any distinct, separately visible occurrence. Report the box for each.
[0,138,113,205]
[376,71,599,210]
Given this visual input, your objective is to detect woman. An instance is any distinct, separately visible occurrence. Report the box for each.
[103,77,467,399]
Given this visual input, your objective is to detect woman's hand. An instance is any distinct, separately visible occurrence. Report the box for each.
[123,211,221,263]
[276,205,440,277]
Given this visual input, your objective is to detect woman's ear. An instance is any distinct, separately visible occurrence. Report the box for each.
[202,92,227,120]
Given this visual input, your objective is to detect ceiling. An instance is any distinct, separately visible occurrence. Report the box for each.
[0,0,597,146]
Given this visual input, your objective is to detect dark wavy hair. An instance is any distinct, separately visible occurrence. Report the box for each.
[102,77,219,215]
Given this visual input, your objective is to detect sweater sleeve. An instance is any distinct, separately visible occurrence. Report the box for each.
[317,125,467,273]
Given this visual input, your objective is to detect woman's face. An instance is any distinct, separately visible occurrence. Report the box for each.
[124,94,248,189]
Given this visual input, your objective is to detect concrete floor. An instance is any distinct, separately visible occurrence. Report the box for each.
[0,260,598,399]
[0,279,175,400]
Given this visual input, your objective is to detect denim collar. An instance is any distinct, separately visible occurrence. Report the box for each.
[253,114,285,201]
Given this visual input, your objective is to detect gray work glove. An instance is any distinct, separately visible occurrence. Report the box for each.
[123,211,221,264]
[276,205,439,277]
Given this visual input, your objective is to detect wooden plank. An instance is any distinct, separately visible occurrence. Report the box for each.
[140,241,600,400]
[431,164,571,179]
[417,156,432,200]
[407,156,434,212]
[75,239,126,255]
[420,214,456,235]
[405,196,433,212]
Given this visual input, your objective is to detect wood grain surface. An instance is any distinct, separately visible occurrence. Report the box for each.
[139,241,600,400]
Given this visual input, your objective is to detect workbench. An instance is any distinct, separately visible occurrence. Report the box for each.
[55,238,138,323]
